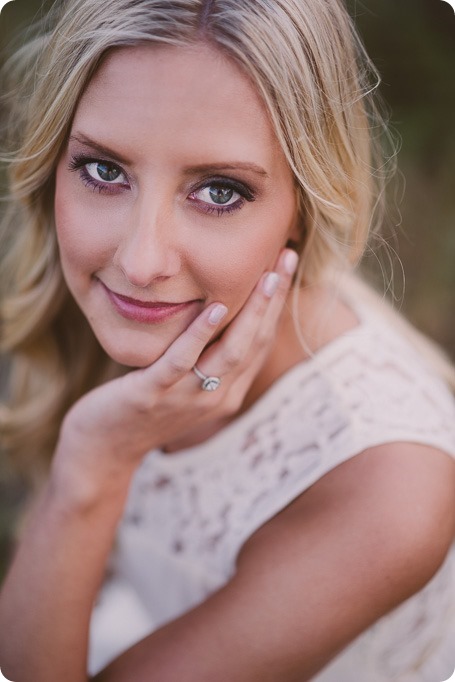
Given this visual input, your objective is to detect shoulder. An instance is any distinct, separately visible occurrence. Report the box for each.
[239,442,455,598]
[230,443,455,676]
[92,450,455,681]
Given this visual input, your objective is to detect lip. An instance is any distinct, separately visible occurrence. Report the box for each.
[100,282,201,324]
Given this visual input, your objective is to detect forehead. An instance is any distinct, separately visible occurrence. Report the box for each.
[72,43,284,168]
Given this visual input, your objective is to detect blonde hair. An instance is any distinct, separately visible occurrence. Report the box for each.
[1,0,453,479]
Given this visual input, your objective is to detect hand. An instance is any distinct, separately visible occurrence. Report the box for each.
[52,248,299,501]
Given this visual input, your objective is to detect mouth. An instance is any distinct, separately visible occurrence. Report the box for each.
[100,281,203,324]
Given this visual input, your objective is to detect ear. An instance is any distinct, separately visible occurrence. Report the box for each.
[285,204,305,249]
[288,217,301,242]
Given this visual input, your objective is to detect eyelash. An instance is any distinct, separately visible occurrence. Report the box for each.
[68,154,128,194]
[67,154,256,217]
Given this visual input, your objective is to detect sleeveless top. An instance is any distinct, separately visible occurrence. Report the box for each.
[88,299,455,681]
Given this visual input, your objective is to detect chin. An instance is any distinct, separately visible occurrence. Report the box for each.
[94,332,166,369]
[109,346,164,369]
[115,353,160,369]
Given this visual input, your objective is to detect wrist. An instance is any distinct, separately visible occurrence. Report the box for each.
[49,439,135,516]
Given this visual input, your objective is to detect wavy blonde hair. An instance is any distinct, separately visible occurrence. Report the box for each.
[1,0,453,481]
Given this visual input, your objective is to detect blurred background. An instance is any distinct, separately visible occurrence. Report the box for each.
[0,0,454,579]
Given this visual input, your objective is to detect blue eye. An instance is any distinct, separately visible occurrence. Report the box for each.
[68,155,257,215]
[189,177,255,216]
[86,162,124,184]
[197,185,238,206]
[68,154,128,194]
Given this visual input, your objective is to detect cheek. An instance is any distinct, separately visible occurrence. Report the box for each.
[54,167,116,277]
[199,250,261,299]
[197,212,294,304]
[233,192,297,276]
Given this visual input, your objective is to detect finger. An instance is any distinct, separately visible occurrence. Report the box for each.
[151,302,228,387]
[254,248,299,338]
[201,248,298,374]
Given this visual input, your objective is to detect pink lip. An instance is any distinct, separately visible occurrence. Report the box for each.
[101,283,201,324]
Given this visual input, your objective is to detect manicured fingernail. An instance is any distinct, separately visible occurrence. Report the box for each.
[263,272,280,298]
[208,304,228,325]
[284,250,299,275]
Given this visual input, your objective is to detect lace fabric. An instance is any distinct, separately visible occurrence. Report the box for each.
[88,304,455,679]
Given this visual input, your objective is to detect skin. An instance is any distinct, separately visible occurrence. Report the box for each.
[54,43,299,370]
[1,43,454,682]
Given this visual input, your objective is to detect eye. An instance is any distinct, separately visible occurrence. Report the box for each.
[188,177,256,216]
[196,185,239,206]
[68,153,129,194]
[85,161,125,184]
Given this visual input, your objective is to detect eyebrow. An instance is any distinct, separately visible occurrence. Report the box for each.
[69,133,132,165]
[68,132,269,178]
[182,163,269,178]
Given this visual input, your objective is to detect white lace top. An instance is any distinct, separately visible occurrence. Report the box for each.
[88,301,455,681]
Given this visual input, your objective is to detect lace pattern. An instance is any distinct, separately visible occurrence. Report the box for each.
[121,318,455,571]
[89,307,455,679]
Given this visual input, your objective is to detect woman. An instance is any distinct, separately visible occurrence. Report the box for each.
[0,1,454,680]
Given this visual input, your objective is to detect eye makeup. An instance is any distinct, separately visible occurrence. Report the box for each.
[68,153,129,194]
[188,175,256,216]
[67,153,257,216]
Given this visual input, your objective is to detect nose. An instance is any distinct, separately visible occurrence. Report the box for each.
[114,194,182,288]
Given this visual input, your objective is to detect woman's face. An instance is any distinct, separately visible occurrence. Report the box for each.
[55,43,299,367]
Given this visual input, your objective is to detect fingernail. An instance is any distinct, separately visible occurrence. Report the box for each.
[208,304,228,325]
[263,272,280,298]
[284,250,299,275]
